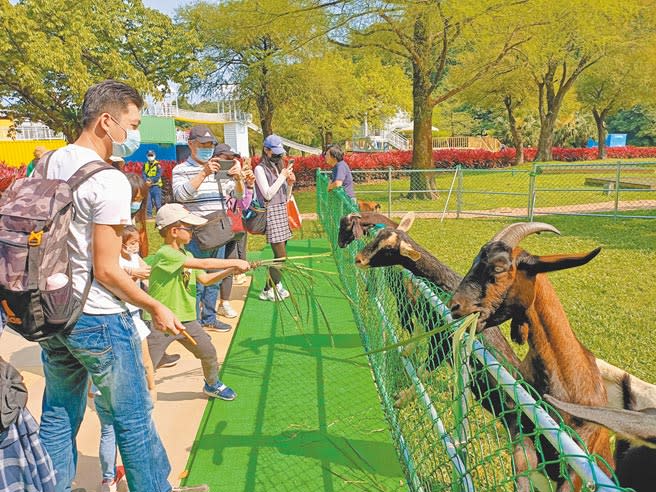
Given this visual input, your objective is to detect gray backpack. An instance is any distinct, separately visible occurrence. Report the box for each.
[0,152,114,341]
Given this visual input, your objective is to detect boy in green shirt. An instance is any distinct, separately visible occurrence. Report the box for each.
[146,203,250,400]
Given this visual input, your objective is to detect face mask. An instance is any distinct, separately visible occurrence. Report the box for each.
[196,148,214,162]
[270,155,283,164]
[108,116,140,157]
[123,243,139,255]
[147,156,155,162]
[130,201,142,215]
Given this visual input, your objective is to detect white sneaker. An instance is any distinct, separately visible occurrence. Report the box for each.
[233,274,247,285]
[218,301,238,318]
[259,288,276,301]
[275,283,290,299]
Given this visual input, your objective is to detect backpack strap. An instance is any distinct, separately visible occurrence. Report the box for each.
[67,160,115,191]
[31,151,55,179]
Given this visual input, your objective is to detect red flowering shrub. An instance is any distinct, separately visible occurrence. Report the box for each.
[0,162,27,192]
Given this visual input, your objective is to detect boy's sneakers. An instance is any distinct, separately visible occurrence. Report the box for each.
[217,302,238,318]
[202,320,232,332]
[203,381,237,400]
[258,283,290,302]
[276,283,290,299]
[172,486,210,492]
[156,353,181,369]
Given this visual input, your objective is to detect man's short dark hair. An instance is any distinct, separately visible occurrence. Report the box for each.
[81,80,144,128]
[326,144,344,162]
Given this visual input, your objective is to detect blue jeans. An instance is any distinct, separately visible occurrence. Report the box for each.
[93,390,116,482]
[147,185,162,218]
[187,237,225,326]
[39,313,171,492]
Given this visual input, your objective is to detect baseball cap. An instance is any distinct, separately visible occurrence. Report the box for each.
[188,125,218,144]
[263,134,285,155]
[213,143,240,158]
[156,203,208,230]
[146,150,155,157]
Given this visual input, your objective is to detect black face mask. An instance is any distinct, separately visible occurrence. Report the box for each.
[269,155,283,164]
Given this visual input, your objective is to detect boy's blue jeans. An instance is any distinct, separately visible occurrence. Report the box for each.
[186,237,225,326]
[39,312,171,492]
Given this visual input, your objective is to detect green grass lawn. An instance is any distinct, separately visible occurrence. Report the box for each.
[294,161,656,215]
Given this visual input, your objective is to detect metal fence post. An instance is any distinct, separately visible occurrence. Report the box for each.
[456,167,463,219]
[387,166,393,218]
[614,161,621,219]
[528,164,537,221]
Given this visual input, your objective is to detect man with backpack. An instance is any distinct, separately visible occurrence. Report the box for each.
[0,80,202,492]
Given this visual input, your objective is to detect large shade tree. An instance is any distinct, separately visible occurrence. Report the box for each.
[0,0,199,141]
[180,0,330,137]
[521,0,650,161]
[330,0,531,196]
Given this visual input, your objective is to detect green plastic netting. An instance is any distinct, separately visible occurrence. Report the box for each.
[316,170,628,492]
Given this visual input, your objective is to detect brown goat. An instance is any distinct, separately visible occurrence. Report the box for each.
[337,212,397,248]
[450,222,613,491]
[357,199,382,212]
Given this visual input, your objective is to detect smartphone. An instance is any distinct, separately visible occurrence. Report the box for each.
[287,158,295,169]
[218,159,234,171]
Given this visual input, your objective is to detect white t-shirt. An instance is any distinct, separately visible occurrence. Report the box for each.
[46,144,132,314]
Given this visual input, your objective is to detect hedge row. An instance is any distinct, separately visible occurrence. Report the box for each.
[4,146,656,192]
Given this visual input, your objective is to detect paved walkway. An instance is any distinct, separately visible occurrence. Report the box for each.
[0,279,252,491]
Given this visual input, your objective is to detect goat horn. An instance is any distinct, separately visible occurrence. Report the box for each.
[491,222,560,248]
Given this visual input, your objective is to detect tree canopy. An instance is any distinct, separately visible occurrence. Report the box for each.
[0,0,199,141]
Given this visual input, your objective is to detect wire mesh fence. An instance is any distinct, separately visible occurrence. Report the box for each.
[316,170,628,492]
[336,162,656,220]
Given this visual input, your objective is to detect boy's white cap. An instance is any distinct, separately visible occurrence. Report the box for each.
[155,203,207,230]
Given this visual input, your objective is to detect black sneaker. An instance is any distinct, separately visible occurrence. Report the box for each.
[202,320,232,333]
[157,353,181,369]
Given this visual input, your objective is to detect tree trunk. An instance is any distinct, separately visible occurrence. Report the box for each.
[409,74,437,199]
[256,61,274,136]
[593,108,608,160]
[504,96,524,166]
[535,115,556,161]
[257,94,274,137]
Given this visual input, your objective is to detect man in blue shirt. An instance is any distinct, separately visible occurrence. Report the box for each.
[325,145,355,201]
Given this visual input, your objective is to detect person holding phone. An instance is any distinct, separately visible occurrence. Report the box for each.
[254,134,296,301]
[171,126,243,332]
[212,144,255,318]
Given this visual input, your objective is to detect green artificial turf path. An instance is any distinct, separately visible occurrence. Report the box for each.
[183,239,405,491]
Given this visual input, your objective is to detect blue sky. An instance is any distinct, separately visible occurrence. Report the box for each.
[143,0,194,17]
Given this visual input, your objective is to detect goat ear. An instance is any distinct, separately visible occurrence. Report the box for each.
[544,395,656,447]
[397,212,415,232]
[399,240,421,261]
[519,247,601,275]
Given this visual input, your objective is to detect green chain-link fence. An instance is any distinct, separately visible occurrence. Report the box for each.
[316,170,628,492]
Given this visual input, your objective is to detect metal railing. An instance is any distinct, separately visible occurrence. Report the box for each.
[321,162,656,220]
[0,123,64,141]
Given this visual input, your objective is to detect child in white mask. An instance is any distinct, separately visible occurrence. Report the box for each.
[89,225,156,492]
